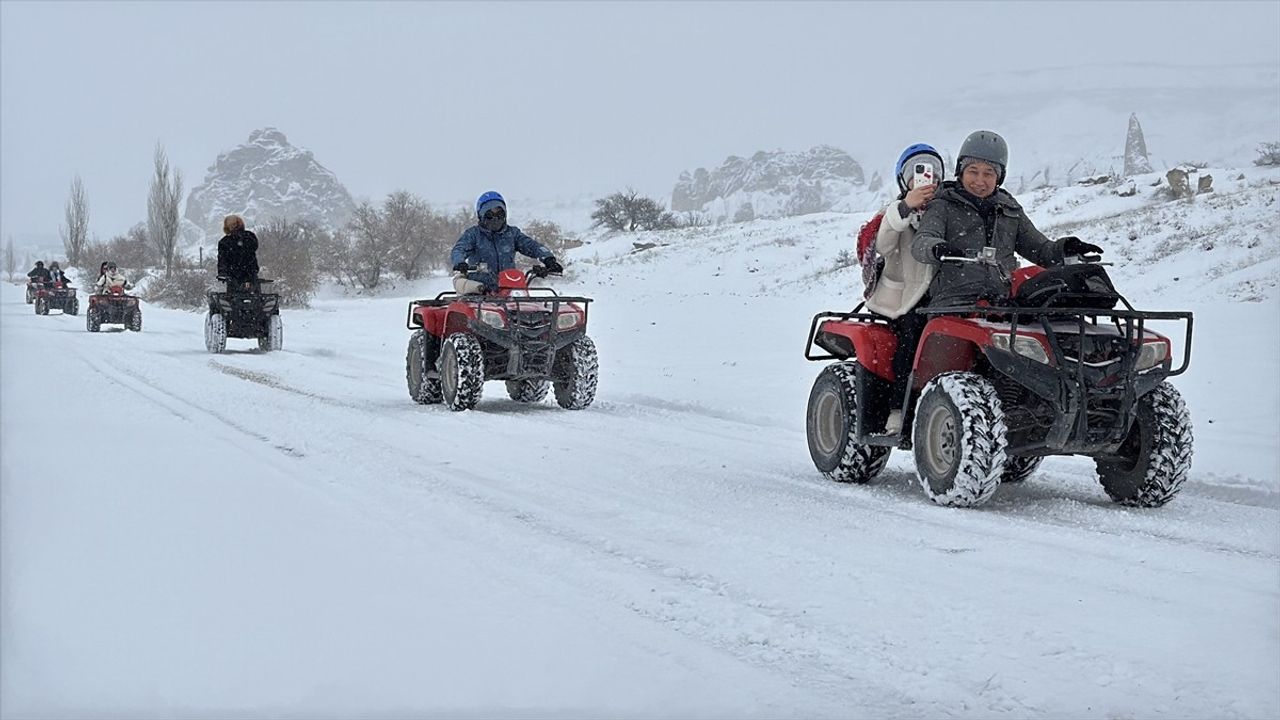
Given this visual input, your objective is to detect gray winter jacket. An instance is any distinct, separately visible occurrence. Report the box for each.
[911,182,1065,307]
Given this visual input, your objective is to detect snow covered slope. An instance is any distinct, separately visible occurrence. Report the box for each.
[2,162,1278,717]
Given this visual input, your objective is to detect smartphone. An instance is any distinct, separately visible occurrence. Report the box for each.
[913,162,935,188]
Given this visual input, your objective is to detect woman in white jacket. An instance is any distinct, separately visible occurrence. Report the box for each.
[865,143,944,433]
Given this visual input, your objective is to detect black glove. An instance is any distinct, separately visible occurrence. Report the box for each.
[452,262,469,273]
[931,242,965,262]
[1060,236,1103,256]
[542,256,563,274]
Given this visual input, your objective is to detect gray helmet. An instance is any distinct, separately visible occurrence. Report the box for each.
[956,130,1009,185]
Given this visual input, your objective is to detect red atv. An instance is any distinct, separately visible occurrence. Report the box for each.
[804,249,1194,508]
[86,284,142,332]
[32,281,79,316]
[405,266,597,411]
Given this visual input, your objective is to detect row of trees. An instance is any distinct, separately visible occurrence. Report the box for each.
[60,144,184,278]
[143,191,578,308]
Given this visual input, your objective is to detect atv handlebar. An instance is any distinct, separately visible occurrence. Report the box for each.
[454,264,562,279]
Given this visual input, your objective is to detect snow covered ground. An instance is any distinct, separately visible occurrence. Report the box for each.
[4,172,1279,719]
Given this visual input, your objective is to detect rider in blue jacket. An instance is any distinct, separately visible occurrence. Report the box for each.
[449,191,562,294]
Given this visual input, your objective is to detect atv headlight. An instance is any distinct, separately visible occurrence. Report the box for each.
[1136,340,1169,371]
[556,311,582,330]
[991,333,1051,364]
[479,309,506,328]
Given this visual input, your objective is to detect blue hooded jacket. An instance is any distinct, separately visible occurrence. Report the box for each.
[449,223,553,291]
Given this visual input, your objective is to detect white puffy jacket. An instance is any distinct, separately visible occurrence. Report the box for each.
[864,200,935,319]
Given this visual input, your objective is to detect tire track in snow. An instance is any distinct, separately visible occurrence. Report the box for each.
[76,353,305,459]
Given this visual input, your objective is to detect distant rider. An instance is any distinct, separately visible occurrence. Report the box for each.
[449,191,562,294]
[217,214,260,291]
[27,260,51,288]
[95,262,131,294]
[48,261,70,286]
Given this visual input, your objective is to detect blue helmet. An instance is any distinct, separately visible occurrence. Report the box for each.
[894,143,945,193]
[476,190,506,218]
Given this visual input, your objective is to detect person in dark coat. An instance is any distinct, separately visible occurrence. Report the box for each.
[27,261,51,287]
[449,191,561,294]
[912,130,1101,308]
[217,214,260,290]
[48,261,70,286]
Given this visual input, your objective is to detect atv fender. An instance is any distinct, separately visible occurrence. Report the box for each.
[816,320,897,382]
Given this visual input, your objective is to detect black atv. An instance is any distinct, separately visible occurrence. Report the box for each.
[804,250,1194,508]
[205,277,282,353]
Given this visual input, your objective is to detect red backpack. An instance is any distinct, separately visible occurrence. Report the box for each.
[856,211,885,299]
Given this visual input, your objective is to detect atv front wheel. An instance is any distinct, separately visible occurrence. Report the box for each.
[440,333,485,411]
[1095,382,1192,507]
[806,362,891,483]
[1001,456,1044,483]
[205,312,227,353]
[507,379,550,403]
[553,335,598,410]
[34,297,47,315]
[406,330,443,404]
[912,372,1008,507]
[259,314,282,351]
[85,308,101,332]
[67,297,79,316]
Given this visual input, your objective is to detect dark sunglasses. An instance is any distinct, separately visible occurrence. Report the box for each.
[482,207,506,221]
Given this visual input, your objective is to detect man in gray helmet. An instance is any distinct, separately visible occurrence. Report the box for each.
[912,130,1102,307]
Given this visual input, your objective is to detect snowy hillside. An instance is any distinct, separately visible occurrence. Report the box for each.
[184,127,357,242]
[3,163,1278,717]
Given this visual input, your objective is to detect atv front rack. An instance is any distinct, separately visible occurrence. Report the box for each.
[916,304,1194,378]
[405,288,593,330]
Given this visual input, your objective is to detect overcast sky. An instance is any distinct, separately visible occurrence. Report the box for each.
[2,1,1278,240]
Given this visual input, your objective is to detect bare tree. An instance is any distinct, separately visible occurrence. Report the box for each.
[382,190,436,279]
[346,201,391,289]
[147,143,184,277]
[59,175,89,266]
[4,236,15,281]
[256,217,321,306]
[591,188,678,232]
[522,219,580,257]
[1255,141,1280,167]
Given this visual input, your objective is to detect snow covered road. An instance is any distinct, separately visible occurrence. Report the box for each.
[3,279,1277,718]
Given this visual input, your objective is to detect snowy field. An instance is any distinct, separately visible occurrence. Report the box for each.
[3,189,1278,719]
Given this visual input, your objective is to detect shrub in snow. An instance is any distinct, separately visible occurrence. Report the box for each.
[1254,141,1280,167]
[591,189,678,232]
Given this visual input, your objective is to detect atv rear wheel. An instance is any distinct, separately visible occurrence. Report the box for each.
[205,312,227,353]
[1095,382,1192,507]
[553,335,598,410]
[507,379,550,403]
[127,308,142,332]
[441,333,485,411]
[25,286,34,304]
[406,330,443,404]
[912,372,1008,507]
[85,308,101,332]
[1001,456,1044,483]
[259,314,282,351]
[806,362,891,483]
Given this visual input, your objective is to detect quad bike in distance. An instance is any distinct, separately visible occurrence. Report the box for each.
[33,281,79,316]
[86,284,141,332]
[804,247,1194,508]
[405,265,597,411]
[205,276,283,353]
